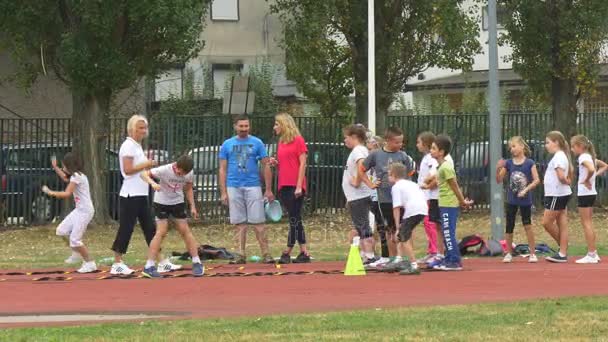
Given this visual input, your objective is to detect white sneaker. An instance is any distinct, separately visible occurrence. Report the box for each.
[110,262,134,275]
[77,261,98,273]
[528,254,538,263]
[368,257,390,268]
[65,252,82,264]
[502,253,513,263]
[158,259,182,273]
[576,254,599,264]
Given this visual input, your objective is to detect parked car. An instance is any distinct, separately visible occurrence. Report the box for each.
[0,143,122,225]
[144,149,170,164]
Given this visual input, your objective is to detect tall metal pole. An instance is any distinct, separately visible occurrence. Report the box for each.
[367,0,376,132]
[488,0,504,240]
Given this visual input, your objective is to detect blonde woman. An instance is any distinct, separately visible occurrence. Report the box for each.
[110,115,179,275]
[272,113,311,264]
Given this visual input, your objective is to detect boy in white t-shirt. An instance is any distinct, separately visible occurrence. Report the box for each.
[381,163,428,275]
[140,155,204,278]
[43,153,97,273]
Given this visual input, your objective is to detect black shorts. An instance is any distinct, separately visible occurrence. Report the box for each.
[348,197,373,239]
[370,201,384,227]
[543,195,571,211]
[154,202,188,220]
[398,214,425,242]
[379,202,403,234]
[505,203,532,234]
[577,195,596,208]
[428,199,441,224]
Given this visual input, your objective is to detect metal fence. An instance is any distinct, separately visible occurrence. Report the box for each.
[1,112,606,226]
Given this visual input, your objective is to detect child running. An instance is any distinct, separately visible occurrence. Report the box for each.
[415,131,443,264]
[496,136,541,263]
[380,163,427,275]
[359,126,414,269]
[42,153,97,273]
[570,135,608,264]
[542,131,573,263]
[342,124,376,262]
[140,155,204,278]
[429,134,473,271]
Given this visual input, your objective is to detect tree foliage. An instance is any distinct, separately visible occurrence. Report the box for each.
[270,0,480,131]
[499,0,608,137]
[0,1,210,224]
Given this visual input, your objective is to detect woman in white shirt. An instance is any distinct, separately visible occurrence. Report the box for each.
[570,135,608,264]
[542,131,573,263]
[110,115,178,275]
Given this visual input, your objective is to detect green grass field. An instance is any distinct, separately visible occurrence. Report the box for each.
[1,296,607,341]
[1,210,607,340]
[0,210,606,269]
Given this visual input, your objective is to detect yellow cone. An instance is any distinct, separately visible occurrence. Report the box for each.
[344,237,366,276]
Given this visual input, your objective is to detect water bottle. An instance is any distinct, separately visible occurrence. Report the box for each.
[249,255,261,263]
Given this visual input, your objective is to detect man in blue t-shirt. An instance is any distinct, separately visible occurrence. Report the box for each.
[219,114,275,264]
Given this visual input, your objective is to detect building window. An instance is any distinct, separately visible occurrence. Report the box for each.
[212,63,244,97]
[482,5,507,31]
[211,0,239,21]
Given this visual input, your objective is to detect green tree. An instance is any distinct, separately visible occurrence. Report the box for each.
[270,0,480,131]
[0,1,210,224]
[500,0,608,137]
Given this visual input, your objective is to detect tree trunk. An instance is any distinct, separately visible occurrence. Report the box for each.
[351,46,368,125]
[376,96,392,135]
[551,77,578,138]
[71,91,112,226]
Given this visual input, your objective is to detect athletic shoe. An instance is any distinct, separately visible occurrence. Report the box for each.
[192,263,205,277]
[262,253,276,264]
[380,261,408,273]
[64,252,82,264]
[366,257,390,269]
[528,254,538,263]
[399,265,421,275]
[142,266,161,278]
[110,262,134,275]
[363,256,379,265]
[502,253,513,263]
[546,253,568,263]
[438,262,463,271]
[575,254,599,264]
[158,259,182,273]
[427,255,445,269]
[77,261,97,274]
[229,254,247,264]
[278,252,291,264]
[293,252,311,264]
[416,254,436,264]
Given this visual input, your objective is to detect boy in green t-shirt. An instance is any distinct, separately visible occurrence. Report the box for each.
[429,135,473,271]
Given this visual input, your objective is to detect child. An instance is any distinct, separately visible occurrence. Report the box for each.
[415,131,443,264]
[359,126,414,269]
[342,124,376,262]
[430,134,473,271]
[380,163,428,275]
[140,155,204,277]
[543,131,573,263]
[42,153,97,273]
[365,135,386,265]
[571,135,608,264]
[496,136,541,263]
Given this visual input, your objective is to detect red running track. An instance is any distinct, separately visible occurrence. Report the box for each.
[1,258,608,328]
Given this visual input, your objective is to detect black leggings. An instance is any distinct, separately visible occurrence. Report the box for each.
[111,196,156,254]
[370,201,389,258]
[279,187,306,248]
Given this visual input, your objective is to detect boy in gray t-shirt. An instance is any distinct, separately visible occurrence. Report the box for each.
[358,126,414,267]
[140,155,204,278]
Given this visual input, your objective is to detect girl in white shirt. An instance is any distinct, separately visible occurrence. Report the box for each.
[543,131,573,263]
[570,135,608,264]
